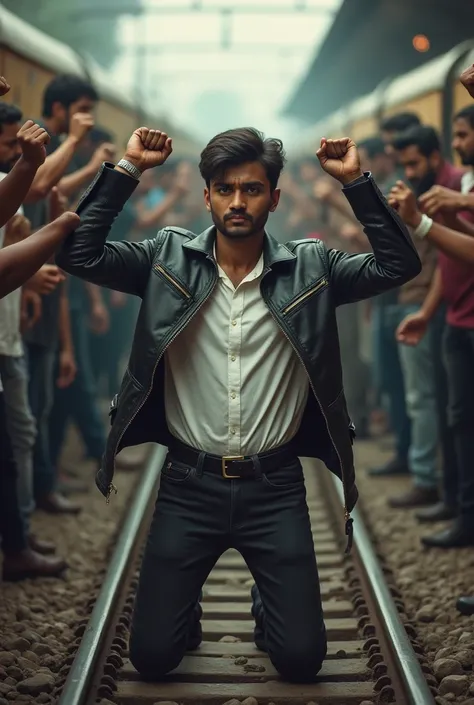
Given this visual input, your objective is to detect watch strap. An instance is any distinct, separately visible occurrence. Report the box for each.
[117,158,142,180]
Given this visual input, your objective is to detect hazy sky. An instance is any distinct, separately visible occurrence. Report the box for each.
[111,0,343,148]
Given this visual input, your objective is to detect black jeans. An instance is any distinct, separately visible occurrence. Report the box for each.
[129,451,327,683]
[443,324,474,524]
[0,393,27,555]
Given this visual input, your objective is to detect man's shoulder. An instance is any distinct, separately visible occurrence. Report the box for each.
[160,225,196,241]
[285,237,327,254]
[152,225,198,256]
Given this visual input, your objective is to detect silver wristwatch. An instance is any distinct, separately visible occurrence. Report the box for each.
[117,158,142,181]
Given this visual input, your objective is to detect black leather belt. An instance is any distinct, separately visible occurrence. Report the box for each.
[168,438,297,479]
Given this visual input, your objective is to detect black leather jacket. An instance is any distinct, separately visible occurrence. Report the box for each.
[56,164,421,523]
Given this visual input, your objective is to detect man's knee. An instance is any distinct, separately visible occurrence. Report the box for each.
[128,631,186,680]
[269,637,327,683]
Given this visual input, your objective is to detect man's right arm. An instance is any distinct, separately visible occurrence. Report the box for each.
[56,125,174,297]
[55,164,157,297]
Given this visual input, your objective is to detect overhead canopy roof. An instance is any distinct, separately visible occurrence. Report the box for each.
[284,0,474,123]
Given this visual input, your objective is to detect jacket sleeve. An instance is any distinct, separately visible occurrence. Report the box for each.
[55,163,157,298]
[326,173,422,307]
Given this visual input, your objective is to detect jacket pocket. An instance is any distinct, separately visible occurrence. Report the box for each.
[153,263,191,299]
[282,277,328,315]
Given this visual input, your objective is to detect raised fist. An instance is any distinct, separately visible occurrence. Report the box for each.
[460,63,474,99]
[418,185,464,217]
[69,112,95,143]
[17,120,50,168]
[0,76,11,97]
[124,128,173,172]
[316,137,363,185]
[388,181,421,228]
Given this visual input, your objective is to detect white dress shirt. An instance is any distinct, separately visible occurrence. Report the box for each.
[164,246,309,456]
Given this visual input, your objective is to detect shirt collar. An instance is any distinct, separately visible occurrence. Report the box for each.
[213,242,264,282]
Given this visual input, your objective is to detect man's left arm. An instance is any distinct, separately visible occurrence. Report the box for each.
[315,138,421,307]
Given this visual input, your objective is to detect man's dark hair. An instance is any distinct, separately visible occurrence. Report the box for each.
[358,136,386,159]
[392,125,441,157]
[454,104,474,128]
[0,103,22,133]
[199,127,286,191]
[380,112,421,134]
[42,74,98,117]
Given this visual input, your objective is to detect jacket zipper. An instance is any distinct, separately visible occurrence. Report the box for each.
[106,266,218,503]
[153,264,191,299]
[282,278,328,315]
[262,268,353,552]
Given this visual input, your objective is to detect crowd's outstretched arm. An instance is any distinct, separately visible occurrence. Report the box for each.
[389,180,474,265]
[0,212,79,299]
[56,127,173,296]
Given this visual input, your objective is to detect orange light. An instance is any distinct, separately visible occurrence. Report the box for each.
[412,34,430,52]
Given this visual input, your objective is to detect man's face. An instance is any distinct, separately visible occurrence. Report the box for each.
[0,122,21,172]
[204,161,280,241]
[452,117,474,166]
[397,144,439,195]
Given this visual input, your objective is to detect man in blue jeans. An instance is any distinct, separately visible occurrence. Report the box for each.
[23,74,99,513]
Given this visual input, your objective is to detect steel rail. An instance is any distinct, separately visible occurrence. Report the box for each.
[330,473,436,705]
[58,445,166,705]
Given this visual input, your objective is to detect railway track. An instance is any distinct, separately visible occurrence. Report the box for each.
[57,447,436,705]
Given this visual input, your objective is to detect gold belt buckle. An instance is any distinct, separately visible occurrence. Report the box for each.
[222,455,245,479]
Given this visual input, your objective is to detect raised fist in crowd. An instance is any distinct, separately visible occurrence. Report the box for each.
[0,212,80,299]
[17,120,50,169]
[0,76,11,97]
[69,112,95,143]
[124,128,173,172]
[316,137,363,186]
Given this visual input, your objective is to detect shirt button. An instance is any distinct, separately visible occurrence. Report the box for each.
[231,392,236,399]
[231,355,236,362]
[231,320,237,326]
[231,428,236,435]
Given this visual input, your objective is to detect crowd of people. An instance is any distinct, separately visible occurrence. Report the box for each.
[0,61,474,620]
[0,73,199,581]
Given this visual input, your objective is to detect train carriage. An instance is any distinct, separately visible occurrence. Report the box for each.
[0,5,199,157]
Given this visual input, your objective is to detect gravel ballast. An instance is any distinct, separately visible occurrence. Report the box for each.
[354,438,474,704]
[0,438,142,705]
